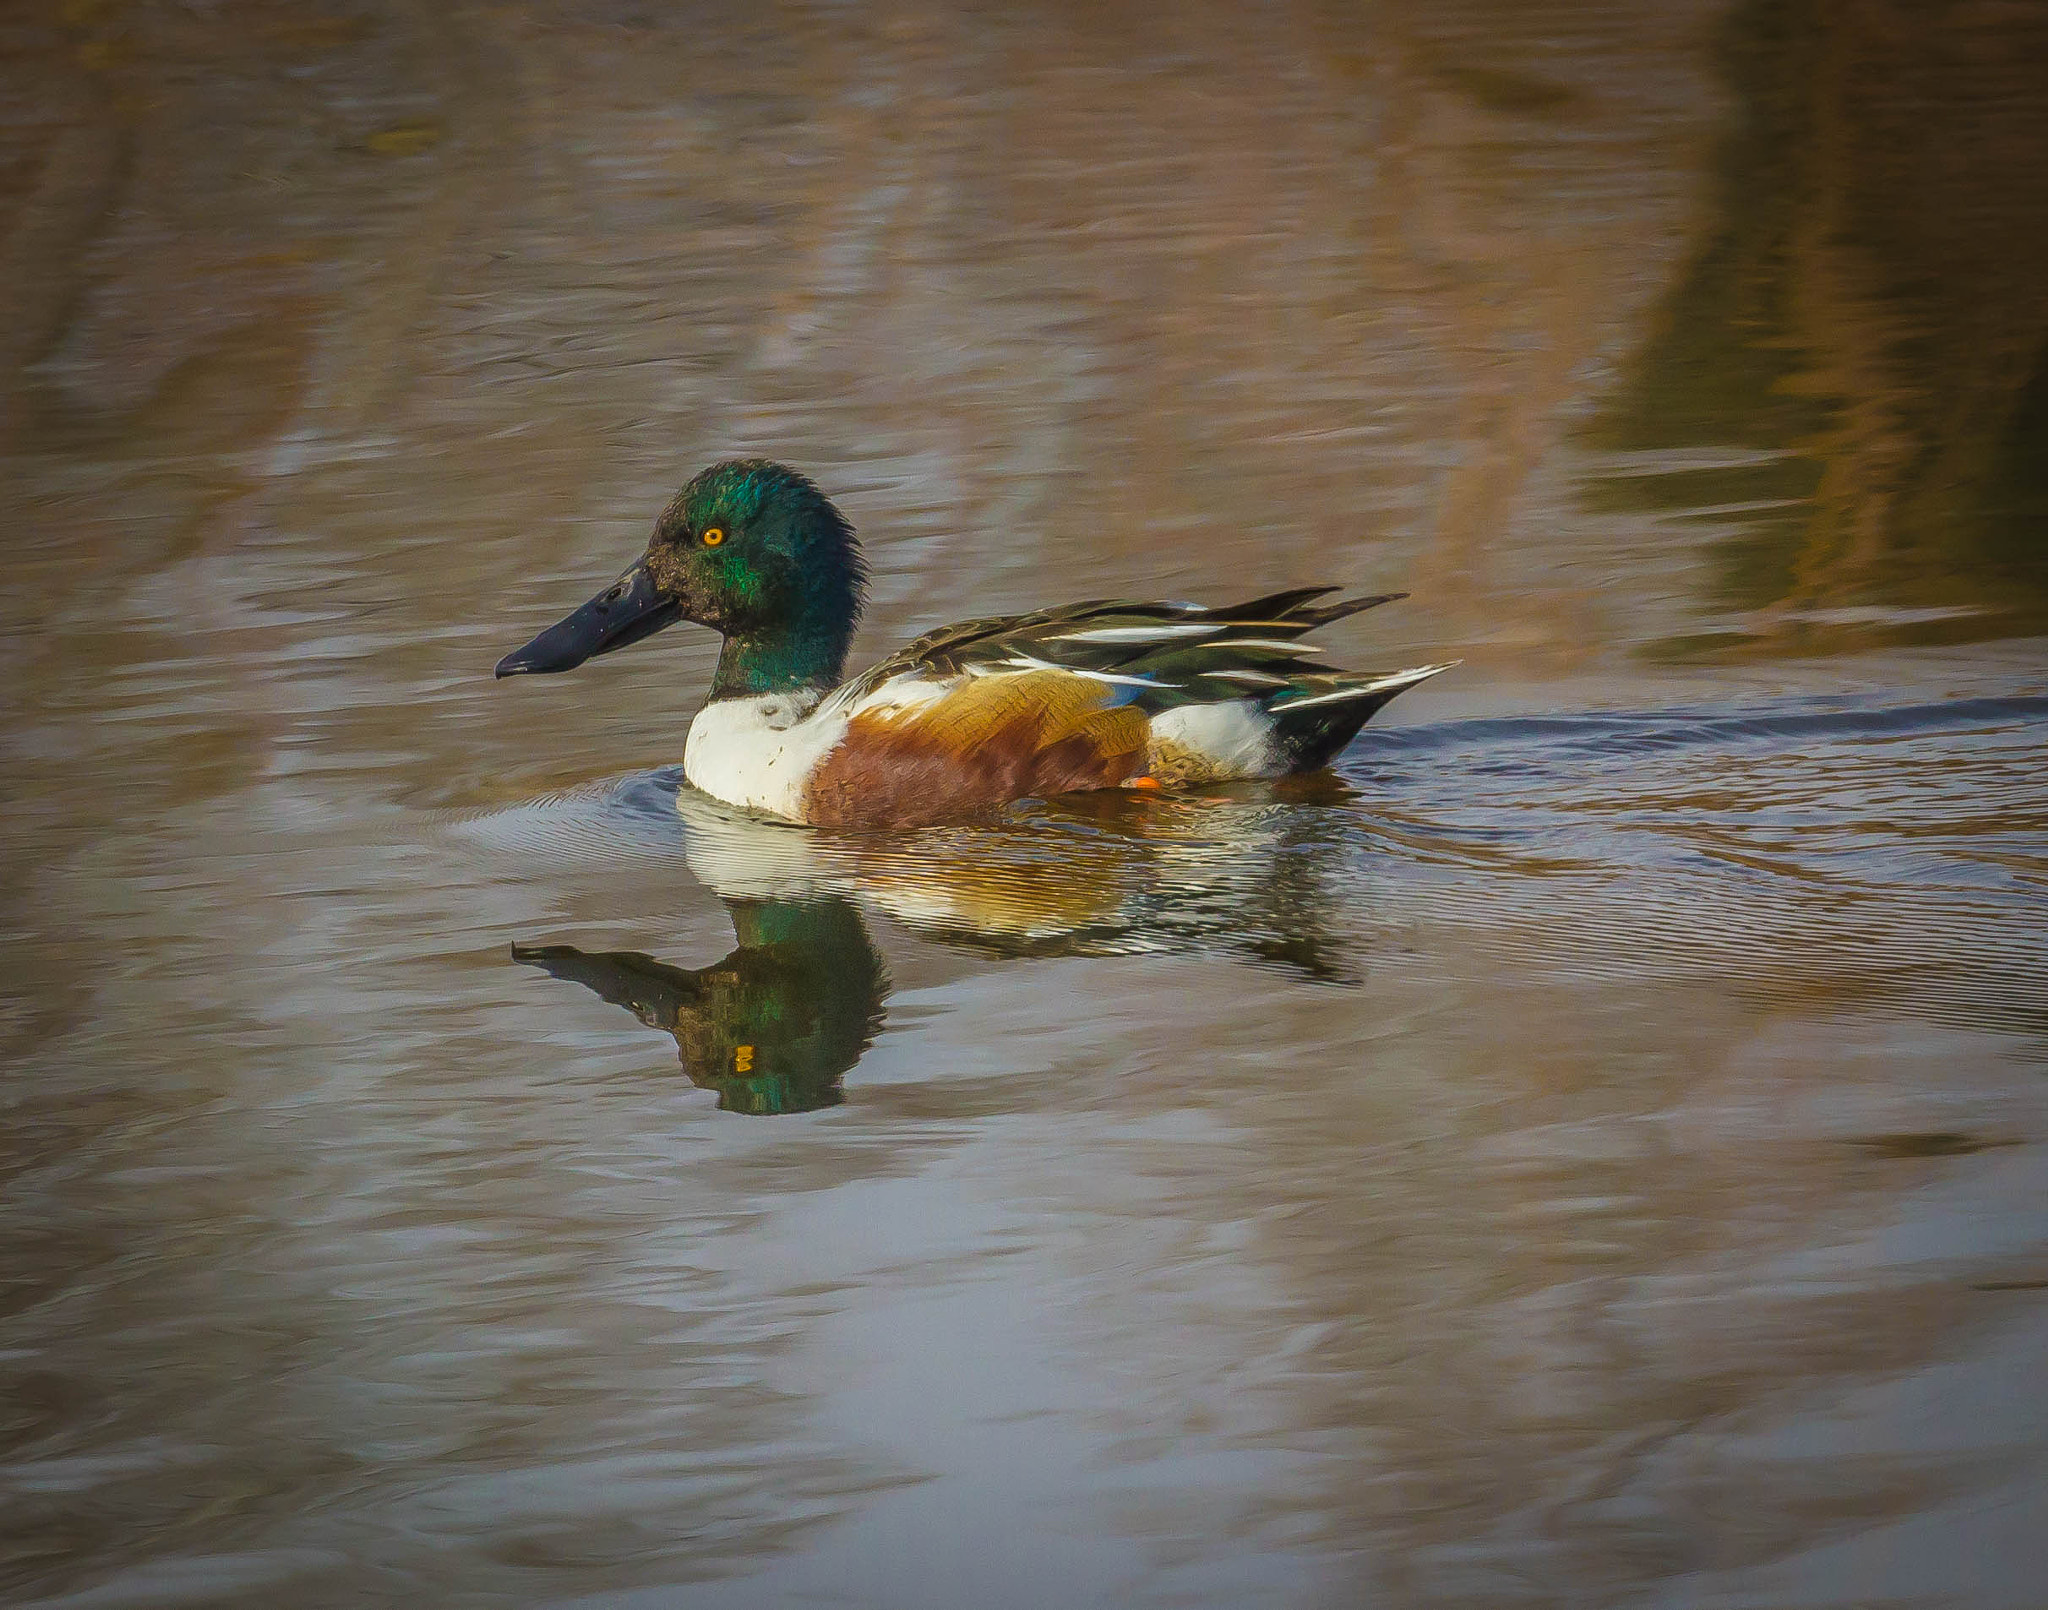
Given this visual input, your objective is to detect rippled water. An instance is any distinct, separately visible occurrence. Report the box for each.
[4,1,2046,1605]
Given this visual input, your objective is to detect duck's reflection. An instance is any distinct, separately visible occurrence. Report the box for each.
[513,783,1362,1114]
[514,898,885,1115]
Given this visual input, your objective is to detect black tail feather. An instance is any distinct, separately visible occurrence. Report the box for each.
[1217,586,1407,630]
[1218,585,1341,620]
[1266,663,1449,770]
[1286,591,1407,629]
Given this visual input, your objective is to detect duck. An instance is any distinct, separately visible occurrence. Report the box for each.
[495,460,1453,828]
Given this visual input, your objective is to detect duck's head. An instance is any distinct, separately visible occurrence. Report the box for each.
[495,459,868,696]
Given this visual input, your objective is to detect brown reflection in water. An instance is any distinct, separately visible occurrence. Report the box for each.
[1587,0,2048,652]
[2,0,1744,702]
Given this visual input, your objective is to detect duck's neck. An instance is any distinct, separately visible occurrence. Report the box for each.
[708,615,853,702]
[705,514,865,703]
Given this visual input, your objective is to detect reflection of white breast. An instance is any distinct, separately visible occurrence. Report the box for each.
[671,776,1311,955]
[683,691,847,820]
[675,787,835,898]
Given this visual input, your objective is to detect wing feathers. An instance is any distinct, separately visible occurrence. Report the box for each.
[1280,591,1407,628]
[1053,623,1229,644]
[829,583,1433,751]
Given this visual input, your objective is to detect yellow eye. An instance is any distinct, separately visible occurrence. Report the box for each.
[701,527,725,547]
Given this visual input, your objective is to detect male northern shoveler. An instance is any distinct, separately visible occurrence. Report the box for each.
[495,460,1453,828]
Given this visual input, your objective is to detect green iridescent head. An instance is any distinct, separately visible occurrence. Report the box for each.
[496,459,869,698]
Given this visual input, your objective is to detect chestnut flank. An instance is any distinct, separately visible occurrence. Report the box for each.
[804,672,1146,827]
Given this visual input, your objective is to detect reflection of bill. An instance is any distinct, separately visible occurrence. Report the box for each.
[514,897,886,1116]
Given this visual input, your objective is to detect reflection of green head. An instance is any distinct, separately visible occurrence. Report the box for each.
[513,897,888,1115]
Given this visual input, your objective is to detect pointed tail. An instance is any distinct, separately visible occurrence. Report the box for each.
[1267,662,1457,770]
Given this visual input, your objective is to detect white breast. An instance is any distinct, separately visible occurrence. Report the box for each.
[683,691,850,822]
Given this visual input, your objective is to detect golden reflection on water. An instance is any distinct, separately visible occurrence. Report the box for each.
[3,1,2046,1606]
[1587,0,2048,653]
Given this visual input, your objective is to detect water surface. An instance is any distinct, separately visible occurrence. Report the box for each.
[4,1,2046,1605]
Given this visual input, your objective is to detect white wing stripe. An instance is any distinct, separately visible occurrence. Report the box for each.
[1272,664,1457,710]
[1053,624,1227,644]
[1209,669,1288,687]
[998,654,1161,688]
[1206,639,1324,655]
[1067,668,1165,688]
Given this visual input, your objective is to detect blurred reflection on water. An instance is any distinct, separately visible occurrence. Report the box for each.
[1585,0,2048,655]
[3,0,2045,1606]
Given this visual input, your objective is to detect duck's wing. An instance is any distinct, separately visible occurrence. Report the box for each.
[803,589,1451,824]
[830,587,1409,712]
